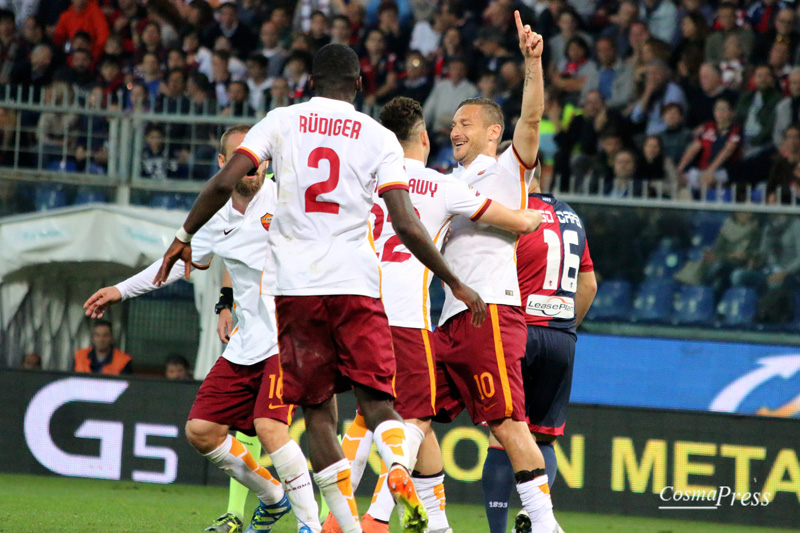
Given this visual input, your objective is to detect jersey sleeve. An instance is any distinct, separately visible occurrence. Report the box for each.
[444,178,492,221]
[235,111,280,166]
[580,238,594,272]
[496,146,538,206]
[190,225,215,268]
[376,133,409,196]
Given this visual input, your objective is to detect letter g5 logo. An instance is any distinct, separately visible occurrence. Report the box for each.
[24,378,129,480]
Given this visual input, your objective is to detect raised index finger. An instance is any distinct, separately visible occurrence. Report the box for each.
[514,10,524,35]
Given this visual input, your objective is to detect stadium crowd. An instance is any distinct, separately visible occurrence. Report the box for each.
[0,0,798,203]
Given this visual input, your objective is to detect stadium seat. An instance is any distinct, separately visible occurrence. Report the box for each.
[34,186,68,211]
[73,189,108,205]
[673,285,715,326]
[643,248,685,280]
[717,287,758,327]
[586,280,632,321]
[689,212,725,247]
[631,280,676,323]
[705,187,733,203]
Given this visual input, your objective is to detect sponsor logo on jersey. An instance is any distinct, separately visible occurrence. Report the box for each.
[526,294,575,318]
[261,213,273,231]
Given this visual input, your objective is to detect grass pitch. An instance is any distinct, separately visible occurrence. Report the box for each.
[0,473,793,532]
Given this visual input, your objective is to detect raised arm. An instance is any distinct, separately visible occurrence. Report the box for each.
[383,188,486,326]
[512,10,544,168]
[477,203,542,234]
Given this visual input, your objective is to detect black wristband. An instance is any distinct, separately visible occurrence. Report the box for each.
[214,287,233,314]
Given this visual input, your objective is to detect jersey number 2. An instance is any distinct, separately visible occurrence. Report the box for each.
[542,229,580,292]
[370,203,420,263]
[305,147,340,214]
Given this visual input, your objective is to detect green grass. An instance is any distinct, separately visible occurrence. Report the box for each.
[0,473,794,532]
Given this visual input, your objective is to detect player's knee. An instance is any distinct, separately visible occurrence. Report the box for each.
[487,417,527,444]
[533,432,557,444]
[254,417,290,453]
[185,419,226,454]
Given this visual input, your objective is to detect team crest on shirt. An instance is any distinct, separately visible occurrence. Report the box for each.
[261,213,273,231]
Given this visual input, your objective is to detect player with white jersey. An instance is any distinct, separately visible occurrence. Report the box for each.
[83,126,320,533]
[323,96,542,533]
[431,12,565,533]
[153,44,486,533]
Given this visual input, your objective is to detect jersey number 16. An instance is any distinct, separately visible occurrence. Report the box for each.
[542,228,580,292]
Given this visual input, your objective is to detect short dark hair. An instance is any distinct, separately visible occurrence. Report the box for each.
[457,97,505,137]
[0,9,14,23]
[93,319,112,332]
[247,53,269,69]
[165,353,190,368]
[73,30,92,43]
[380,96,424,143]
[311,44,360,92]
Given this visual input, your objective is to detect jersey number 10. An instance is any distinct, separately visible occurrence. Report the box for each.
[542,229,580,292]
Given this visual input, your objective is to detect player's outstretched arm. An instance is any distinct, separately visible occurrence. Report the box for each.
[154,153,254,285]
[217,268,234,344]
[512,10,544,168]
[477,203,543,234]
[83,287,121,319]
[575,270,598,327]
[383,188,487,327]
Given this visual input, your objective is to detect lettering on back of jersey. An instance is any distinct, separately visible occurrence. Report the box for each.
[556,210,583,228]
[526,295,575,318]
[540,210,555,224]
[298,113,362,139]
[408,178,438,197]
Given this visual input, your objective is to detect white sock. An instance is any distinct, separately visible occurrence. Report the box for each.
[341,413,373,490]
[373,420,410,470]
[517,475,557,532]
[205,434,284,505]
[404,423,425,471]
[413,472,449,530]
[313,459,361,533]
[270,440,321,532]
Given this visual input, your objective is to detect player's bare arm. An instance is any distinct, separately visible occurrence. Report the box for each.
[512,10,544,168]
[83,286,122,319]
[154,153,254,285]
[575,270,598,327]
[217,268,234,344]
[383,188,487,327]
[478,203,543,235]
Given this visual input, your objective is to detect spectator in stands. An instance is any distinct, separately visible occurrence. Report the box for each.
[766,124,800,203]
[75,85,109,173]
[98,55,123,102]
[605,148,642,197]
[631,59,687,135]
[165,353,192,380]
[591,129,626,188]
[637,134,680,195]
[11,42,54,95]
[53,0,109,60]
[268,6,293,49]
[677,96,742,194]
[658,102,693,164]
[282,50,312,103]
[423,56,477,149]
[266,75,291,110]
[601,0,638,58]
[140,123,186,180]
[737,64,781,158]
[360,28,397,111]
[208,49,234,106]
[56,47,95,95]
[746,0,782,35]
[773,68,800,145]
[307,10,331,52]
[769,40,792,95]
[0,9,19,85]
[473,30,513,76]
[245,54,270,112]
[157,69,188,112]
[134,20,165,65]
[705,2,755,63]
[203,2,257,60]
[125,81,149,111]
[551,36,597,104]
[685,62,738,128]
[638,0,678,43]
[397,50,433,104]
[696,210,760,295]
[582,37,634,111]
[330,14,354,48]
[409,7,445,60]
[137,51,162,101]
[370,2,406,60]
[74,319,133,375]
[554,90,609,187]
[221,80,254,116]
[37,81,77,167]
[548,8,593,71]
[672,11,708,70]
[21,352,42,369]
[431,26,466,81]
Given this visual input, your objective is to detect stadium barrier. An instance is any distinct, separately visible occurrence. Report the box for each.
[2,369,797,528]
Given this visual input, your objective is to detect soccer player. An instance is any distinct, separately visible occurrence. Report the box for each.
[482,157,597,533]
[431,12,565,533]
[153,44,485,533]
[324,97,542,533]
[83,125,320,533]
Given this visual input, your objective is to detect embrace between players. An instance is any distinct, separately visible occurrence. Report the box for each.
[85,10,596,533]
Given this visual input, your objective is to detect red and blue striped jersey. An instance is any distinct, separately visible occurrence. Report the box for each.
[517,193,593,334]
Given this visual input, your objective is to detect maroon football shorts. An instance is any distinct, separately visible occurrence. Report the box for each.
[391,326,436,419]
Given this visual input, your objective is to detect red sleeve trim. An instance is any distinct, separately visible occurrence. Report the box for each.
[470,198,492,221]
[512,144,539,170]
[235,147,260,168]
[377,182,410,195]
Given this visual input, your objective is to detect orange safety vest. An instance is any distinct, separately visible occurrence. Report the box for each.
[74,347,132,375]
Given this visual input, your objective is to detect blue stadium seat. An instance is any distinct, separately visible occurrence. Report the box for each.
[673,285,715,325]
[705,187,733,203]
[149,193,183,210]
[73,189,108,205]
[34,186,68,211]
[689,212,725,247]
[586,281,632,321]
[643,248,685,280]
[717,287,758,327]
[632,281,676,323]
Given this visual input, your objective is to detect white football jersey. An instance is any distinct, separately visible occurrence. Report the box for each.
[116,181,279,366]
[440,146,536,325]
[372,158,490,330]
[236,97,409,297]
